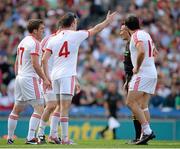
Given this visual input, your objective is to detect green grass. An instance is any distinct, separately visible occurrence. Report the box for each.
[0,139,180,148]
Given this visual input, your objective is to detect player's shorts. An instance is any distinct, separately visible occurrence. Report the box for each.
[52,76,76,96]
[15,98,44,106]
[44,89,57,102]
[129,75,157,94]
[15,75,43,101]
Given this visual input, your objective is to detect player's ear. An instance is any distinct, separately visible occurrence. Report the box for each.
[33,29,38,34]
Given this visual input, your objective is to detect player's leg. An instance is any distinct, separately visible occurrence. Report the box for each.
[20,77,44,144]
[48,95,61,144]
[132,115,141,141]
[38,92,57,143]
[7,102,25,144]
[60,76,76,144]
[130,77,156,145]
[49,103,60,140]
[7,76,25,144]
[26,99,44,144]
[141,93,151,122]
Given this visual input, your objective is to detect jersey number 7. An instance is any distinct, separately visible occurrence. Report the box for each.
[18,47,24,65]
[59,41,70,58]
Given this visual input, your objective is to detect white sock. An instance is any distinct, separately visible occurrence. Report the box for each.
[27,113,41,140]
[60,117,69,140]
[38,120,47,136]
[8,113,19,140]
[141,122,152,135]
[49,112,60,138]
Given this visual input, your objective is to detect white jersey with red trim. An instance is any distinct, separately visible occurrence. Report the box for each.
[17,35,42,78]
[41,33,56,75]
[46,30,89,80]
[129,30,157,78]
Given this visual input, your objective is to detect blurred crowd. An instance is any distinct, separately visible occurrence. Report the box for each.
[0,0,179,112]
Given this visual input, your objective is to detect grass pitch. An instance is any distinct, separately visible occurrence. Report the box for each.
[0,139,180,148]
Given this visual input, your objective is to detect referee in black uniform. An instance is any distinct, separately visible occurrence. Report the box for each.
[119,25,142,144]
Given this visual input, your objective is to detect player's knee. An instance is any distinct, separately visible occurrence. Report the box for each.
[126,98,135,108]
[34,105,44,115]
[46,104,56,112]
[12,105,24,115]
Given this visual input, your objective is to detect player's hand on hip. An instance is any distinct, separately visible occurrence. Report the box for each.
[75,83,81,94]
[123,81,128,92]
[133,67,139,74]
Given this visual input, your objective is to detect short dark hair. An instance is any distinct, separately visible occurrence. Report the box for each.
[125,15,140,31]
[27,19,43,33]
[58,12,77,28]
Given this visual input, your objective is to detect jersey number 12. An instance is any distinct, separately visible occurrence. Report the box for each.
[59,41,70,58]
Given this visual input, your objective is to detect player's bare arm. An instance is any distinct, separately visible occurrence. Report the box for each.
[41,50,52,85]
[14,55,18,76]
[31,54,51,88]
[133,41,145,74]
[88,11,117,36]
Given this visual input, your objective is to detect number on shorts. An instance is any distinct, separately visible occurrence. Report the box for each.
[59,41,70,58]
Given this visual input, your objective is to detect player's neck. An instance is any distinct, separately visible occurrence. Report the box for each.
[29,33,41,41]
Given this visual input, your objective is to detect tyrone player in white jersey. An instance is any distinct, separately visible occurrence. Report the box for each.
[42,11,116,144]
[124,15,157,145]
[7,19,51,145]
[37,32,61,144]
[38,31,81,144]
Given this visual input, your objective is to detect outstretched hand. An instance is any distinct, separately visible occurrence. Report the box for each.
[106,11,117,23]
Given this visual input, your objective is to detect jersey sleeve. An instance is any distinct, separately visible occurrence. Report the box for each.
[133,31,145,46]
[41,36,49,52]
[45,40,53,54]
[30,39,40,56]
[73,30,90,44]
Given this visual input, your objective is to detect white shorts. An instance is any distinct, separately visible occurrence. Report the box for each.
[15,76,43,101]
[52,76,76,96]
[44,89,57,102]
[129,75,157,94]
[15,99,44,106]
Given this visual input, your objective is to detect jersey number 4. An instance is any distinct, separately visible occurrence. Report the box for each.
[59,41,70,58]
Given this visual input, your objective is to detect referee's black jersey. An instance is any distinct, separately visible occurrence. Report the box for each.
[123,41,133,79]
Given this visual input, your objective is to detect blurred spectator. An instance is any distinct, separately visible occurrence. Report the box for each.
[99,81,123,139]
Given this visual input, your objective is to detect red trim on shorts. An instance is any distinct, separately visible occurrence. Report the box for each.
[32,113,41,119]
[133,77,141,91]
[46,48,53,54]
[60,117,69,122]
[52,112,60,117]
[70,76,75,95]
[9,114,19,120]
[30,53,39,56]
[33,77,40,99]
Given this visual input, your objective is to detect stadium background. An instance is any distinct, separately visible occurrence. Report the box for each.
[0,0,179,141]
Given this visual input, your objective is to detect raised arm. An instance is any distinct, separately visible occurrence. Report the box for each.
[88,11,117,37]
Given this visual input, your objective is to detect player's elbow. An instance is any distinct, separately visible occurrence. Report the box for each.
[41,57,47,66]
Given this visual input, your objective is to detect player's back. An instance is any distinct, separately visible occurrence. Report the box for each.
[48,30,89,80]
[17,35,41,78]
[130,30,157,78]
[41,33,57,75]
